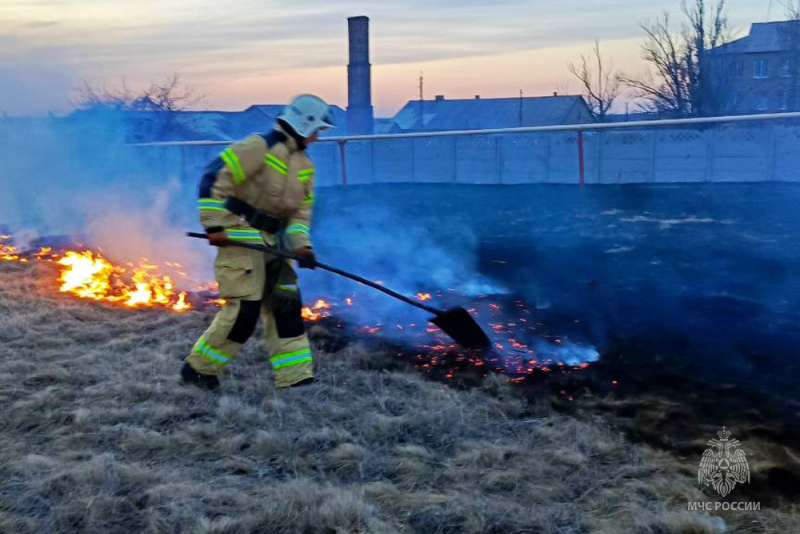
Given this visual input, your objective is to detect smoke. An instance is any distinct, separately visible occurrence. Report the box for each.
[82,178,211,281]
[533,339,599,366]
[303,196,509,338]
[1,110,603,369]
[0,110,210,288]
[0,110,507,343]
[0,110,609,372]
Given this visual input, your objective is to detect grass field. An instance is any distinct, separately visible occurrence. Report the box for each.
[1,260,798,533]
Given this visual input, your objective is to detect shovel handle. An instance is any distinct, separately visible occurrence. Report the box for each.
[186,232,443,315]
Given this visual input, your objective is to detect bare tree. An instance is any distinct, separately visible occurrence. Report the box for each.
[73,73,203,139]
[782,0,800,19]
[621,0,731,117]
[74,73,202,113]
[568,40,622,122]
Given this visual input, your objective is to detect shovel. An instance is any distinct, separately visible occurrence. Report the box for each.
[187,232,491,349]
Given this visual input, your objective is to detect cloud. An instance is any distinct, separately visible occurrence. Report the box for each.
[0,0,773,114]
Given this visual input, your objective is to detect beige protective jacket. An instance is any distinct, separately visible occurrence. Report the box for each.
[198,124,315,251]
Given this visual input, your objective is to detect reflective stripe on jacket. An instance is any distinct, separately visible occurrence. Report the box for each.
[198,125,315,250]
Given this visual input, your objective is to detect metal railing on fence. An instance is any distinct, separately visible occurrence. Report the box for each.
[131,112,800,186]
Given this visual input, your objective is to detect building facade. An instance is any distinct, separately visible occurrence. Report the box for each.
[708,21,800,114]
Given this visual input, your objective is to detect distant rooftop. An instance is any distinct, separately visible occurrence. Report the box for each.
[389,95,592,132]
[710,20,800,55]
[67,104,347,143]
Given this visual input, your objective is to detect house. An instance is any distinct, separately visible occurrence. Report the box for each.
[67,104,347,144]
[245,105,347,138]
[383,94,594,133]
[605,111,661,123]
[707,20,800,114]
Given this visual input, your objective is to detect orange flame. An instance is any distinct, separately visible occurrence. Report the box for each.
[35,247,53,259]
[1,242,20,261]
[301,298,333,321]
[58,251,115,299]
[301,307,322,321]
[55,250,192,311]
[312,298,331,310]
[172,292,191,312]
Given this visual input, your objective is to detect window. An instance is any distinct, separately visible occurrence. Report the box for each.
[755,92,769,111]
[754,59,769,79]
[778,90,788,111]
[781,59,794,78]
[734,60,745,78]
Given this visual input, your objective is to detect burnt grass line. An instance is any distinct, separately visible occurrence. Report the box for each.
[302,290,800,513]
[321,312,800,508]
[1,262,799,534]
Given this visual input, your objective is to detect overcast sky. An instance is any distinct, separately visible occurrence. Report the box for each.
[0,0,780,116]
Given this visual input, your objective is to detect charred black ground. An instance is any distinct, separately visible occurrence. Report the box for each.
[310,182,800,506]
[313,183,800,396]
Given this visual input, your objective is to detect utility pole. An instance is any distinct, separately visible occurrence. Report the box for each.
[519,89,523,126]
[419,71,424,129]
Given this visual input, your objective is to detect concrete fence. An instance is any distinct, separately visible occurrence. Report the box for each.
[139,113,800,186]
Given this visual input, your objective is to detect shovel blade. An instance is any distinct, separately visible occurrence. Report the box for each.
[430,307,491,350]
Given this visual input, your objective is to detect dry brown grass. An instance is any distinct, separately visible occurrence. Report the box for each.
[1,262,798,533]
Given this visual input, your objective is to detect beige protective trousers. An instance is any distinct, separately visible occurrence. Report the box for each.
[185,245,314,388]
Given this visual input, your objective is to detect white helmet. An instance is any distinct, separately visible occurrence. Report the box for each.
[278,94,335,138]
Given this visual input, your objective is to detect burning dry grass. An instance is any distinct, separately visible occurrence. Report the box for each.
[1,234,193,313]
[1,262,798,533]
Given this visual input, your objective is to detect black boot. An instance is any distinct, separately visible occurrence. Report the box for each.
[181,362,220,391]
[290,377,315,388]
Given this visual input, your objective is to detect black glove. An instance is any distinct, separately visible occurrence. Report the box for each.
[294,247,317,269]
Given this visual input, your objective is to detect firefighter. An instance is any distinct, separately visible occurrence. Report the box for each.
[181,94,334,390]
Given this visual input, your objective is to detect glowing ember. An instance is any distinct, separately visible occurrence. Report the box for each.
[172,292,191,312]
[1,248,21,261]
[416,292,432,301]
[312,298,332,310]
[1,236,21,261]
[35,247,53,259]
[301,298,335,321]
[302,307,322,321]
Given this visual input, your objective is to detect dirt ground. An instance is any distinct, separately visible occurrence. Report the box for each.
[1,261,798,533]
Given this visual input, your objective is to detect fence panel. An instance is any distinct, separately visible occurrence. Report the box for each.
[500,134,550,184]
[150,116,800,187]
[598,131,654,184]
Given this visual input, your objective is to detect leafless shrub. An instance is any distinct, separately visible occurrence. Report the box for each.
[72,73,201,114]
[569,40,623,122]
